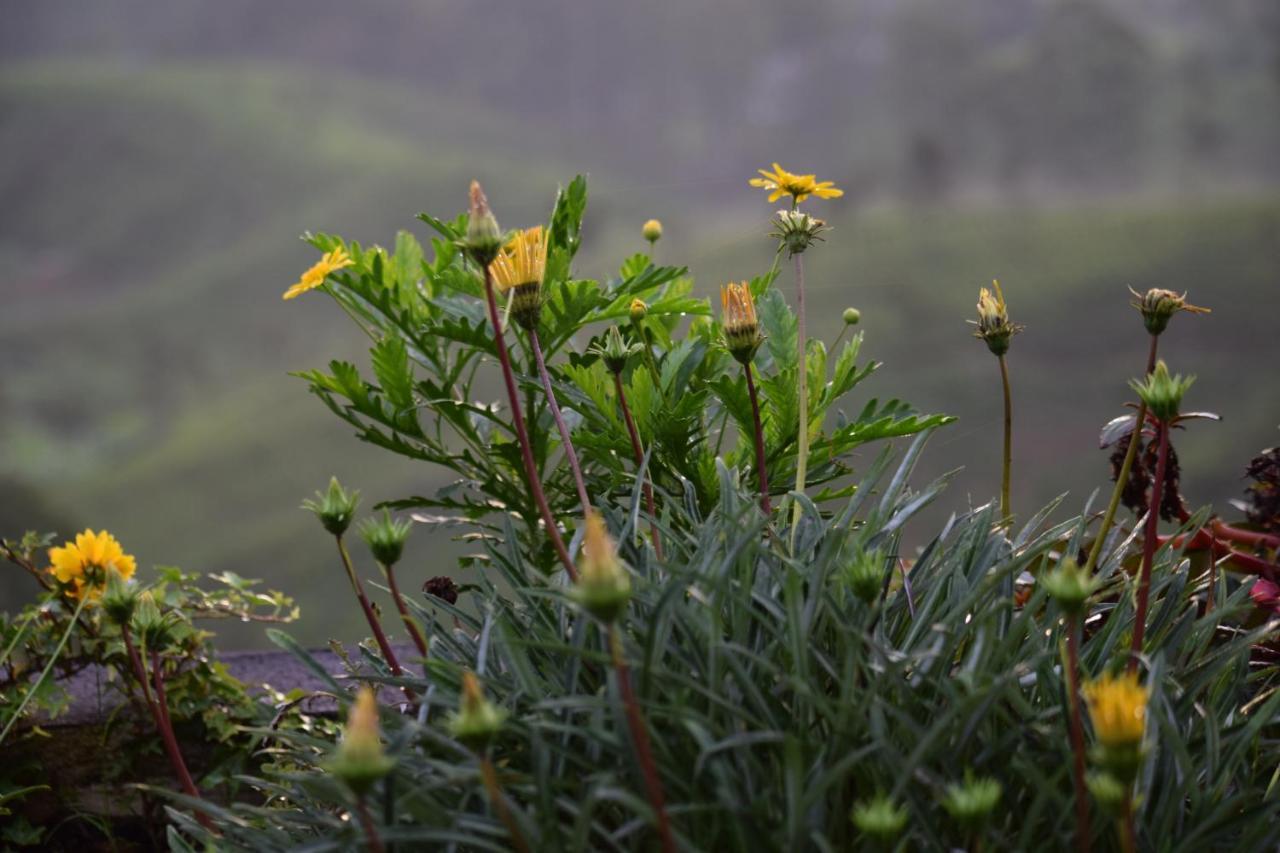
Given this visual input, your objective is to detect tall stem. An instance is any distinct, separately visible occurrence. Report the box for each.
[148,650,214,830]
[382,562,428,659]
[744,363,772,514]
[998,354,1013,525]
[482,266,578,581]
[1065,618,1092,853]
[354,796,386,853]
[613,371,663,559]
[336,536,407,684]
[608,623,675,853]
[1129,420,1171,673]
[479,755,532,853]
[788,251,809,550]
[1118,799,1137,853]
[529,327,591,513]
[1082,335,1160,576]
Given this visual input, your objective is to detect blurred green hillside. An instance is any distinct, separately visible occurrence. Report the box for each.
[2,55,1278,647]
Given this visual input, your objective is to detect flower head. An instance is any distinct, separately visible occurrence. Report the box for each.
[1084,672,1149,750]
[770,208,830,255]
[642,218,663,244]
[448,671,508,749]
[1040,558,1097,614]
[47,529,137,600]
[842,307,861,326]
[750,163,843,205]
[490,226,548,329]
[328,686,395,794]
[358,511,412,567]
[303,476,360,536]
[971,280,1022,356]
[282,247,354,300]
[720,282,764,364]
[571,511,632,623]
[629,298,648,323]
[1129,287,1209,336]
[1129,360,1195,424]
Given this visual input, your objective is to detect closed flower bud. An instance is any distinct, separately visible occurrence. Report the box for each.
[588,325,643,375]
[851,794,909,842]
[462,180,504,267]
[1130,287,1209,336]
[642,218,663,244]
[328,687,395,795]
[571,511,632,623]
[843,549,884,605]
[303,477,360,536]
[448,671,508,749]
[1129,360,1194,424]
[971,280,1021,356]
[132,591,176,650]
[941,773,1002,830]
[358,511,412,567]
[1086,771,1129,816]
[842,307,861,325]
[102,570,139,625]
[1040,558,1096,614]
[770,209,829,256]
[629,298,648,323]
[720,282,764,364]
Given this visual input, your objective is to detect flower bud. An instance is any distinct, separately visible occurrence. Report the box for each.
[851,794,908,843]
[448,671,508,749]
[843,550,884,605]
[642,218,663,244]
[1129,287,1209,336]
[102,570,139,626]
[588,325,643,375]
[842,307,861,326]
[303,477,360,536]
[358,511,412,567]
[971,280,1021,356]
[132,590,176,649]
[1039,558,1096,614]
[770,209,829,256]
[1086,771,1129,816]
[1129,360,1194,424]
[328,686,395,795]
[629,298,648,323]
[571,511,632,623]
[720,282,764,365]
[941,773,1002,831]
[462,180,504,267]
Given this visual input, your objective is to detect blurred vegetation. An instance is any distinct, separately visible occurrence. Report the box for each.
[2,0,1278,645]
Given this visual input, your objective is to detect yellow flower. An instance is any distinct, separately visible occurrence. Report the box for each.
[720,282,763,364]
[282,247,354,300]
[749,162,843,204]
[642,219,663,243]
[489,226,547,295]
[47,529,137,600]
[1084,673,1149,749]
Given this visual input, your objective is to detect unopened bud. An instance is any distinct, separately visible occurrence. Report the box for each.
[1130,287,1209,336]
[1086,771,1129,816]
[463,180,504,267]
[303,477,360,536]
[843,550,884,605]
[358,511,412,567]
[328,686,395,794]
[720,282,764,364]
[842,307,861,325]
[1040,559,1095,614]
[448,671,508,749]
[1129,360,1194,424]
[941,773,1002,830]
[589,326,643,375]
[642,218,663,244]
[102,570,139,626]
[629,298,648,323]
[572,511,632,623]
[851,794,909,843]
[971,280,1021,356]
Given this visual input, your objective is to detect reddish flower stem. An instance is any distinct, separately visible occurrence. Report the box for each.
[608,624,675,853]
[481,266,578,581]
[744,363,772,514]
[383,561,428,659]
[529,326,592,513]
[1130,420,1171,673]
[479,755,532,853]
[354,796,386,853]
[335,537,414,701]
[612,370,663,559]
[1065,618,1092,853]
[1155,531,1277,579]
[145,648,214,831]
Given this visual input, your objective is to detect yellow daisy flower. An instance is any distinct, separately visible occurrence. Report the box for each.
[489,226,547,294]
[47,529,137,600]
[749,163,843,205]
[282,247,354,300]
[1084,672,1149,749]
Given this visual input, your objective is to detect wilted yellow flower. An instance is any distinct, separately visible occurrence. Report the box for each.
[1084,673,1149,749]
[1128,287,1210,336]
[572,511,632,622]
[282,247,354,300]
[720,282,763,364]
[972,280,1021,356]
[47,529,137,600]
[750,162,843,205]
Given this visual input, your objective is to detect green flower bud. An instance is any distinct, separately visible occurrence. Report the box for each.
[358,511,412,567]
[1039,558,1096,614]
[842,307,861,325]
[642,218,663,244]
[102,570,139,626]
[1129,287,1209,336]
[132,591,176,650]
[448,671,508,749]
[1129,360,1195,424]
[720,282,764,365]
[629,298,648,323]
[588,326,644,375]
[851,794,909,843]
[941,773,1002,831]
[462,180,504,267]
[303,477,360,536]
[571,512,632,623]
[328,687,395,795]
[843,549,884,605]
[1086,771,1129,816]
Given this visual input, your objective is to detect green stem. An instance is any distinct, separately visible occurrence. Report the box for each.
[745,363,772,515]
[998,354,1013,525]
[0,596,88,745]
[1066,618,1092,853]
[612,371,663,559]
[609,623,675,853]
[632,318,666,405]
[788,250,809,551]
[529,326,591,513]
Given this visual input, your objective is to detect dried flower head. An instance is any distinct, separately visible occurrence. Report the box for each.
[971,280,1022,356]
[282,247,354,300]
[720,282,764,364]
[572,511,632,623]
[1129,287,1209,336]
[750,163,843,205]
[770,208,830,255]
[490,226,548,329]
[423,575,460,605]
[47,529,137,601]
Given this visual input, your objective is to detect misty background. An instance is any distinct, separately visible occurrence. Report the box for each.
[2,0,1278,646]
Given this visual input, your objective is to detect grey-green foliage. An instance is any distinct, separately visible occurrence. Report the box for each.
[168,435,1280,850]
